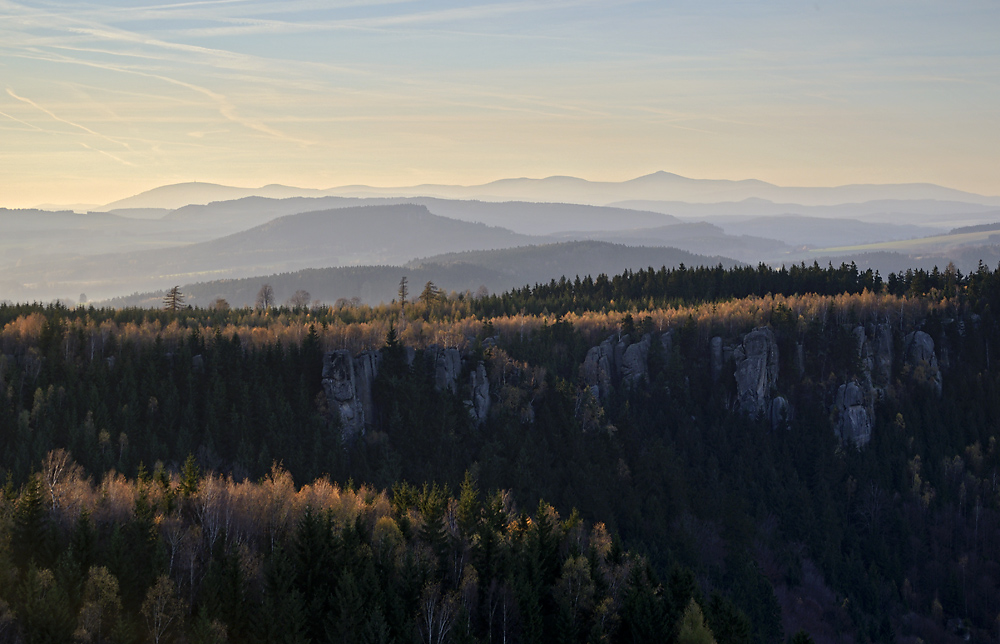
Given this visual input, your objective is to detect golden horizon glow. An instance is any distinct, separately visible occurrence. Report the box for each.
[2,1,999,208]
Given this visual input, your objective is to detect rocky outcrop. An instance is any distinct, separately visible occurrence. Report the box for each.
[582,337,617,402]
[904,330,942,394]
[468,362,490,426]
[353,351,381,430]
[770,396,790,431]
[322,350,366,438]
[661,330,673,355]
[582,333,652,402]
[854,324,893,391]
[324,344,496,436]
[826,324,893,449]
[621,334,651,385]
[834,381,872,448]
[426,345,462,395]
[734,327,780,417]
[321,349,383,438]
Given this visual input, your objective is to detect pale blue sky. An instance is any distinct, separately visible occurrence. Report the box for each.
[1,0,998,206]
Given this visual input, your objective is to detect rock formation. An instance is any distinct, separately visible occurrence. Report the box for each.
[853,324,893,392]
[468,362,490,425]
[734,327,780,417]
[322,350,366,438]
[770,396,790,431]
[834,381,872,448]
[904,330,942,394]
[353,350,381,430]
[581,333,652,402]
[581,337,617,402]
[621,334,651,386]
[426,345,462,395]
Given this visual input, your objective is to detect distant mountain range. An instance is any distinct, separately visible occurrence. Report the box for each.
[163,196,679,237]
[8,176,1000,307]
[103,241,741,308]
[94,172,1000,211]
[5,204,537,299]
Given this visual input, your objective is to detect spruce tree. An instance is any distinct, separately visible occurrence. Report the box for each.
[163,286,184,312]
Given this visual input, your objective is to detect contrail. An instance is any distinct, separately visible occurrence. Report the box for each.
[78,141,134,166]
[6,87,131,149]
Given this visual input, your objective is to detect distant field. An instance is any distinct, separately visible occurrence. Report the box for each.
[811,229,1000,254]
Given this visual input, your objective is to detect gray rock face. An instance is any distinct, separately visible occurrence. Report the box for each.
[426,345,462,394]
[904,331,942,394]
[353,351,381,430]
[824,323,894,448]
[734,327,780,417]
[661,330,674,355]
[582,337,617,402]
[853,324,893,391]
[582,333,652,402]
[834,381,872,447]
[621,334,651,385]
[468,362,490,425]
[322,350,366,438]
[770,396,790,431]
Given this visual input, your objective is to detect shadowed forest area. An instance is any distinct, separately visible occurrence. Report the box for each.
[2,261,1000,642]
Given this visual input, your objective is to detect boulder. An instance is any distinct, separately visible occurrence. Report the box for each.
[734,327,780,417]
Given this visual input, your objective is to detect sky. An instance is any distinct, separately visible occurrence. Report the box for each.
[1,0,998,207]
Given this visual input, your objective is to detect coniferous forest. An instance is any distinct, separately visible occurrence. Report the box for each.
[3,261,1000,643]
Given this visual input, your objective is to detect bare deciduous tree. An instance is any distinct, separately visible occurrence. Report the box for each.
[286,289,311,309]
[419,582,459,644]
[255,283,274,310]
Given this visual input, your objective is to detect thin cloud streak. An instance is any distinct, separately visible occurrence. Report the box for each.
[78,141,134,166]
[1,0,998,203]
[6,87,132,148]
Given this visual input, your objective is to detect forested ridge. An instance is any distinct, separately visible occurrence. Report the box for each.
[2,261,1000,643]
